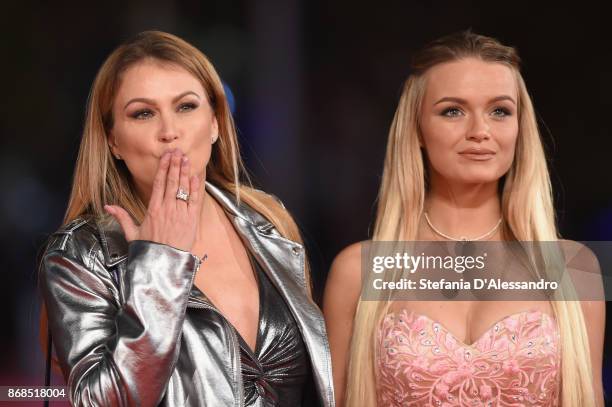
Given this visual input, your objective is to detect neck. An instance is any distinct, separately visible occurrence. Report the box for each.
[423,179,502,241]
[198,188,219,232]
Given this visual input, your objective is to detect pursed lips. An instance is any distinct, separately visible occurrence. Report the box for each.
[157,148,185,159]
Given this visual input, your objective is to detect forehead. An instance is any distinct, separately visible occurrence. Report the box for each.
[423,58,517,102]
[115,60,204,99]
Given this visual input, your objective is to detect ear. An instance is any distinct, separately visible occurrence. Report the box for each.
[210,116,220,144]
[108,131,120,157]
[417,128,425,149]
[212,115,219,135]
[416,116,426,148]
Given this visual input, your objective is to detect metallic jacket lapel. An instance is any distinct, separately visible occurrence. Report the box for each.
[206,183,335,407]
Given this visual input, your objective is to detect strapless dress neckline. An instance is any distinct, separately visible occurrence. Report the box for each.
[386,309,556,348]
[376,309,561,406]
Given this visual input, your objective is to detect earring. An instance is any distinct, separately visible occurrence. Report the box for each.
[211,133,218,144]
[115,153,121,160]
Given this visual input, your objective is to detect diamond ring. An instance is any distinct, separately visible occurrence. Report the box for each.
[176,188,189,202]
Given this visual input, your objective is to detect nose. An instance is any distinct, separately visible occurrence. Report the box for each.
[466,114,491,142]
[158,113,179,143]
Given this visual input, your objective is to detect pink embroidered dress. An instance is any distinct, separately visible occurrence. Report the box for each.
[376,309,561,406]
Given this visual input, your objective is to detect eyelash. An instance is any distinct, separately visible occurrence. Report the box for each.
[441,106,512,118]
[131,102,199,120]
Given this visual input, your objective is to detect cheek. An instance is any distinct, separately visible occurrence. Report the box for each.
[114,122,156,154]
[186,118,214,171]
[421,120,462,160]
[122,152,159,187]
[112,124,159,184]
[497,122,519,167]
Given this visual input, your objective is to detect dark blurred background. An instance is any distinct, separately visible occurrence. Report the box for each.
[1,0,610,404]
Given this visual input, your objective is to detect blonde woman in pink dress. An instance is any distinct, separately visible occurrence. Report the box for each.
[323,30,605,406]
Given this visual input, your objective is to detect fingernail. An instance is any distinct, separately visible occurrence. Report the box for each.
[104,205,114,213]
[182,156,189,164]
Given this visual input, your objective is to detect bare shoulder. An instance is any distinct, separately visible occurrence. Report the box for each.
[331,241,365,267]
[558,239,606,324]
[558,239,602,274]
[329,241,366,282]
[324,241,367,310]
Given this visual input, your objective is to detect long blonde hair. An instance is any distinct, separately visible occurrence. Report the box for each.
[346,30,595,406]
[40,30,310,370]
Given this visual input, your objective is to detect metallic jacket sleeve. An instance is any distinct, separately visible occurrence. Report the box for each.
[40,237,201,407]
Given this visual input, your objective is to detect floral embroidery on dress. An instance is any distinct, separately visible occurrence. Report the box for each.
[376,309,561,406]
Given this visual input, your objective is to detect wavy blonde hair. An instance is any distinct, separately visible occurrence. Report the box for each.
[40,30,310,370]
[346,30,595,406]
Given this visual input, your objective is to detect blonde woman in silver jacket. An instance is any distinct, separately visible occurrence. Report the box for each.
[38,31,334,407]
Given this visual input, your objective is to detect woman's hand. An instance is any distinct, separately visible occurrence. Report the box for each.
[104,149,203,253]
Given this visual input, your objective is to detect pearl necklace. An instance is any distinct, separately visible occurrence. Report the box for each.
[424,212,502,242]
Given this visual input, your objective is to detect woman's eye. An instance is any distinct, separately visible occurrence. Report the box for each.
[178,102,198,112]
[441,107,463,117]
[132,109,154,120]
[492,107,511,117]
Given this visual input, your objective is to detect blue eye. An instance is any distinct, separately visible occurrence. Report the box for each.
[178,102,198,112]
[492,107,511,117]
[441,107,463,117]
[132,109,154,120]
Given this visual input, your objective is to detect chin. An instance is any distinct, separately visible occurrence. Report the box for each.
[451,172,501,185]
[459,178,500,186]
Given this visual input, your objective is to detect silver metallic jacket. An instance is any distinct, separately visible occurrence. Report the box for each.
[39,183,335,407]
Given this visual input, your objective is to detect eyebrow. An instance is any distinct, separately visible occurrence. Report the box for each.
[433,95,516,106]
[124,90,201,109]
